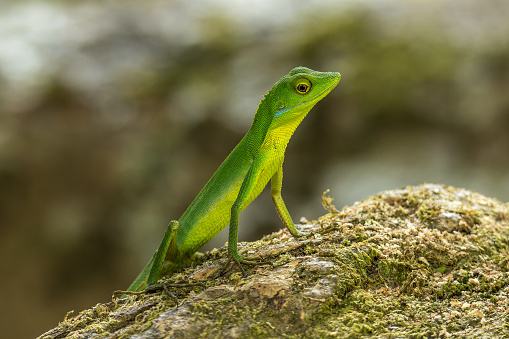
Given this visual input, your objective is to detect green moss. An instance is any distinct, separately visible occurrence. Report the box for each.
[40,185,509,338]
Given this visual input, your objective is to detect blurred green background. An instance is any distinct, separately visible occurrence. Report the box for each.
[1,1,508,337]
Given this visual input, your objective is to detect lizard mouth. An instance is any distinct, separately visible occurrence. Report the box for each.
[300,75,341,107]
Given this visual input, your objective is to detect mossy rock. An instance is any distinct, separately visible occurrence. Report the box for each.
[38,184,509,338]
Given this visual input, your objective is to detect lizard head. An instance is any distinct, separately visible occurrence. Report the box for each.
[249,67,340,150]
[264,66,340,129]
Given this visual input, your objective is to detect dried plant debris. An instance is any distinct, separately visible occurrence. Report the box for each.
[39,184,509,339]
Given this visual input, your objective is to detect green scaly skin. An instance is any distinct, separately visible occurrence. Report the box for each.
[127,67,341,292]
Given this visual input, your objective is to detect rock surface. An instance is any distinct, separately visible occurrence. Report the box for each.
[38,184,509,338]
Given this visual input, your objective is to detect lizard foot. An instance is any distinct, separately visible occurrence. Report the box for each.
[223,252,269,277]
[113,282,205,308]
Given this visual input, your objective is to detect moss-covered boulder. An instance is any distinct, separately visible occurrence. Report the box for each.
[39,184,509,338]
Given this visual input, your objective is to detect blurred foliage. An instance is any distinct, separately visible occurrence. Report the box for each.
[0,1,508,338]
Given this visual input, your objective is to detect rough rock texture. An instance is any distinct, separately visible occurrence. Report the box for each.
[38,184,509,338]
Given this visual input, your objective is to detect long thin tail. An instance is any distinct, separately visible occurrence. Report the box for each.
[127,253,156,292]
[127,220,180,292]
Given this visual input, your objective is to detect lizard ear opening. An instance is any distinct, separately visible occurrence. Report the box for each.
[273,101,288,118]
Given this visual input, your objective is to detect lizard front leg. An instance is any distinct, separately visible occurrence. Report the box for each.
[270,166,306,237]
[228,155,267,273]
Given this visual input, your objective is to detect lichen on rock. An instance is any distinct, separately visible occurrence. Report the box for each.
[39,184,509,338]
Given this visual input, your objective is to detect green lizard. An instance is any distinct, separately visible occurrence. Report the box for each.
[127,67,340,292]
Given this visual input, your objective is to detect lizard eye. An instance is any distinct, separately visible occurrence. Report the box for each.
[295,79,311,94]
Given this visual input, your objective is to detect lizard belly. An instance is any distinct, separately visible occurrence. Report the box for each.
[175,149,283,259]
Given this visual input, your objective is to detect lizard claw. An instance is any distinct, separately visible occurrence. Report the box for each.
[223,253,268,276]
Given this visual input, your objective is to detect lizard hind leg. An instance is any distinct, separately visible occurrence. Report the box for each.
[146,220,180,286]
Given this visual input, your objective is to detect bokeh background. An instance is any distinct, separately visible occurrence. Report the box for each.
[1,0,508,337]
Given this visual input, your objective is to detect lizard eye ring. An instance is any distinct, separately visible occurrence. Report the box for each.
[295,79,311,94]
